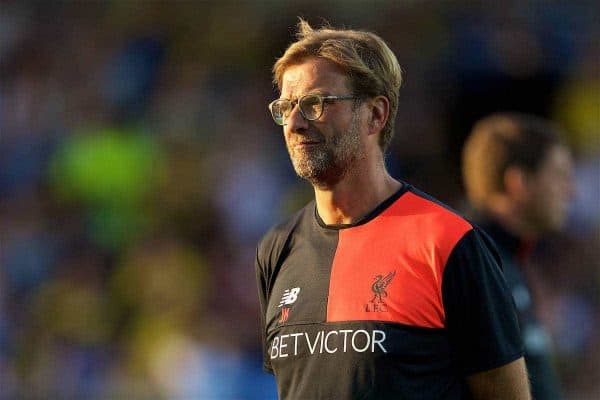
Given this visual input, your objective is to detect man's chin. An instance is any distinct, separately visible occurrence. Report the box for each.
[291,157,325,179]
[294,167,325,184]
[295,166,347,189]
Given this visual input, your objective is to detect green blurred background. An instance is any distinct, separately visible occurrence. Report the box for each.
[0,0,598,398]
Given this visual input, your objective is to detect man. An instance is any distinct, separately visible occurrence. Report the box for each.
[256,19,530,399]
[463,112,575,400]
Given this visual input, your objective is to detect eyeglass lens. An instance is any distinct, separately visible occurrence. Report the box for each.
[271,94,324,125]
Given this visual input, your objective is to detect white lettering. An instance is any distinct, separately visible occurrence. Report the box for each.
[340,329,352,352]
[324,331,338,353]
[372,330,387,353]
[352,330,371,352]
[279,334,289,358]
[319,330,324,353]
[306,331,322,354]
[270,336,279,359]
[290,333,302,355]
[270,329,388,359]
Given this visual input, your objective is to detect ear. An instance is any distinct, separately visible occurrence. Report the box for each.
[367,96,390,136]
[503,166,529,201]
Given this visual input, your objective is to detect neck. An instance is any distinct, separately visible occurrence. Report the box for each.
[314,160,401,225]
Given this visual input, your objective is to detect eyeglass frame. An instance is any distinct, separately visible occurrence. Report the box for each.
[268,93,357,126]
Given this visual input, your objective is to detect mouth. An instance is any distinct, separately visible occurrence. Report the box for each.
[296,138,322,145]
[292,141,322,150]
[298,141,320,145]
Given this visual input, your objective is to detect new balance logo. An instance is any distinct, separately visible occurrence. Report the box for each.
[278,287,301,307]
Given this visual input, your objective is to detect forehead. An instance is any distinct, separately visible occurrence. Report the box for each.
[280,57,350,97]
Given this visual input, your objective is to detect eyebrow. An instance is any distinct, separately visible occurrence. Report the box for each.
[279,91,328,100]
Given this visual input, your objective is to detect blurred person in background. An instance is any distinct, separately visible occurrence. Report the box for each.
[462,112,575,400]
[256,19,530,400]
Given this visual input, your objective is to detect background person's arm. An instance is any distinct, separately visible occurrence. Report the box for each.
[467,357,531,400]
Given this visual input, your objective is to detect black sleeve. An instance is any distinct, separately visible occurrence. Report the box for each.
[255,219,293,374]
[442,228,524,375]
[255,245,274,374]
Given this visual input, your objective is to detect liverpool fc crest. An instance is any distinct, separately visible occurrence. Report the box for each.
[366,271,396,312]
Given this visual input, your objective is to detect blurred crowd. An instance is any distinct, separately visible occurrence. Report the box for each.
[0,1,598,399]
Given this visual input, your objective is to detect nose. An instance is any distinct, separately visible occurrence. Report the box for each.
[284,102,309,133]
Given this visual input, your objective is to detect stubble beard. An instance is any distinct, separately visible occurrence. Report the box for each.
[288,113,364,189]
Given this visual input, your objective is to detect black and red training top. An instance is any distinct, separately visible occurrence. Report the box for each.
[256,184,523,400]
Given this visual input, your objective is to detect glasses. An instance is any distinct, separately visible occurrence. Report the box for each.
[268,93,356,126]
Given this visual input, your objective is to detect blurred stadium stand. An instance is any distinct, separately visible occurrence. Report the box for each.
[0,0,598,398]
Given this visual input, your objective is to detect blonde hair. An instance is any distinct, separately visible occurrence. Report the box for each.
[273,19,403,153]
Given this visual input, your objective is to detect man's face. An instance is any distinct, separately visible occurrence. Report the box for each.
[522,145,575,234]
[279,57,366,187]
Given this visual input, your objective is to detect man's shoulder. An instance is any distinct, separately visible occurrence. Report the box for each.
[259,201,313,243]
[399,185,474,235]
[256,201,314,265]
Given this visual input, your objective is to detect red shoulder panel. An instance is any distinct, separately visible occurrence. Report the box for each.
[326,192,472,328]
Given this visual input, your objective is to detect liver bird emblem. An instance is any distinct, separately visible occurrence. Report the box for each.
[371,271,396,304]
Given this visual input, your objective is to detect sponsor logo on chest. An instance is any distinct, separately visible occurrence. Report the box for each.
[270,329,387,359]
